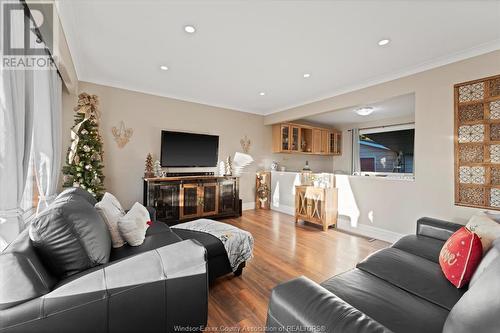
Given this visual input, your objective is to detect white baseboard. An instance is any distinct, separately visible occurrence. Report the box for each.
[336,216,404,244]
[242,202,255,211]
[268,205,402,243]
[270,204,295,216]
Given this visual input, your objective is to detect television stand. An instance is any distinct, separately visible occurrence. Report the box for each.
[166,171,214,177]
[143,175,239,225]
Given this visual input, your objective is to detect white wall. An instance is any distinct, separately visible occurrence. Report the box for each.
[61,82,334,209]
[265,50,500,239]
[270,153,333,173]
[62,82,271,209]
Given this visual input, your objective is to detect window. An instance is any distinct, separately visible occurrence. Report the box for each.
[360,157,376,172]
[358,124,415,176]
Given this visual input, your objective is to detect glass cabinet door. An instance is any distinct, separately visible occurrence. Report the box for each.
[290,126,300,151]
[329,132,335,154]
[201,183,218,216]
[219,181,237,214]
[281,125,290,151]
[327,131,342,155]
[151,183,179,221]
[180,184,199,219]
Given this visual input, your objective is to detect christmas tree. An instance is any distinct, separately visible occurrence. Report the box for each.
[153,160,162,177]
[144,153,154,178]
[62,93,105,199]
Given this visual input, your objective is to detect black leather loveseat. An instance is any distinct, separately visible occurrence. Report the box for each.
[0,189,208,333]
[266,217,500,333]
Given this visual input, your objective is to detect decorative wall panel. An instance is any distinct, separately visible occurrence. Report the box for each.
[455,74,500,210]
[491,189,500,208]
[459,145,483,163]
[458,103,484,122]
[458,125,484,143]
[489,78,500,97]
[490,101,500,119]
[491,124,500,141]
[491,167,500,185]
[459,166,485,184]
[458,82,484,102]
[459,187,484,206]
[491,145,500,163]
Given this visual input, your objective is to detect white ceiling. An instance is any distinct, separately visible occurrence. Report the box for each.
[301,93,415,128]
[56,1,500,115]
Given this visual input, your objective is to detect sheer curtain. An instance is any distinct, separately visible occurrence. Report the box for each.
[0,16,34,243]
[33,68,62,213]
[351,128,361,175]
[0,7,62,244]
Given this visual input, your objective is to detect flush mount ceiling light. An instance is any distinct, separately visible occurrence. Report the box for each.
[259,92,266,96]
[378,38,390,46]
[355,107,374,116]
[184,25,196,33]
[303,73,311,78]
[159,65,169,71]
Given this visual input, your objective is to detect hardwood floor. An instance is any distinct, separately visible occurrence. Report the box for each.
[206,209,389,331]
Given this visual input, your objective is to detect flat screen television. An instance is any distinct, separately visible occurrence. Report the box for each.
[160,131,219,167]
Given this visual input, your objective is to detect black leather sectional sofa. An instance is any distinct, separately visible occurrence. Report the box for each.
[266,217,500,333]
[0,188,236,333]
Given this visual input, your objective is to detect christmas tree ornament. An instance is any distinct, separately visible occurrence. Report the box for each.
[144,153,154,178]
[83,145,91,152]
[91,152,101,161]
[153,160,162,177]
[225,156,233,176]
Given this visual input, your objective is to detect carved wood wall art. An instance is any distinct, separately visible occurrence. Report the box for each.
[454,74,500,210]
[111,121,133,148]
[240,135,251,153]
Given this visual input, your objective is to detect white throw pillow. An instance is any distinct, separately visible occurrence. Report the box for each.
[117,202,151,246]
[484,211,500,223]
[95,192,126,248]
[466,212,500,253]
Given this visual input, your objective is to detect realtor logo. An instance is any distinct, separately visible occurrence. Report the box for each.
[1,1,56,69]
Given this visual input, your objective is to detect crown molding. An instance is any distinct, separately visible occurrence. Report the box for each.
[265,39,500,115]
[77,78,264,115]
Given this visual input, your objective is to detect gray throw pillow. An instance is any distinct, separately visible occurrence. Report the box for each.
[56,187,98,206]
[444,256,500,333]
[29,193,111,278]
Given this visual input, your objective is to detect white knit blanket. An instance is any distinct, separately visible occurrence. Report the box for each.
[172,219,254,272]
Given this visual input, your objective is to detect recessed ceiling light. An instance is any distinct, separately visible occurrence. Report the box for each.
[303,73,311,78]
[259,92,266,96]
[159,65,169,71]
[184,25,196,33]
[378,38,390,46]
[355,107,374,116]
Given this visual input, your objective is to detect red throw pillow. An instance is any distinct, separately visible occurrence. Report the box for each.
[439,227,483,288]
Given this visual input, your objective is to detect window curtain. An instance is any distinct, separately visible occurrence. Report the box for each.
[0,4,62,244]
[0,16,34,243]
[351,128,361,175]
[33,68,62,214]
